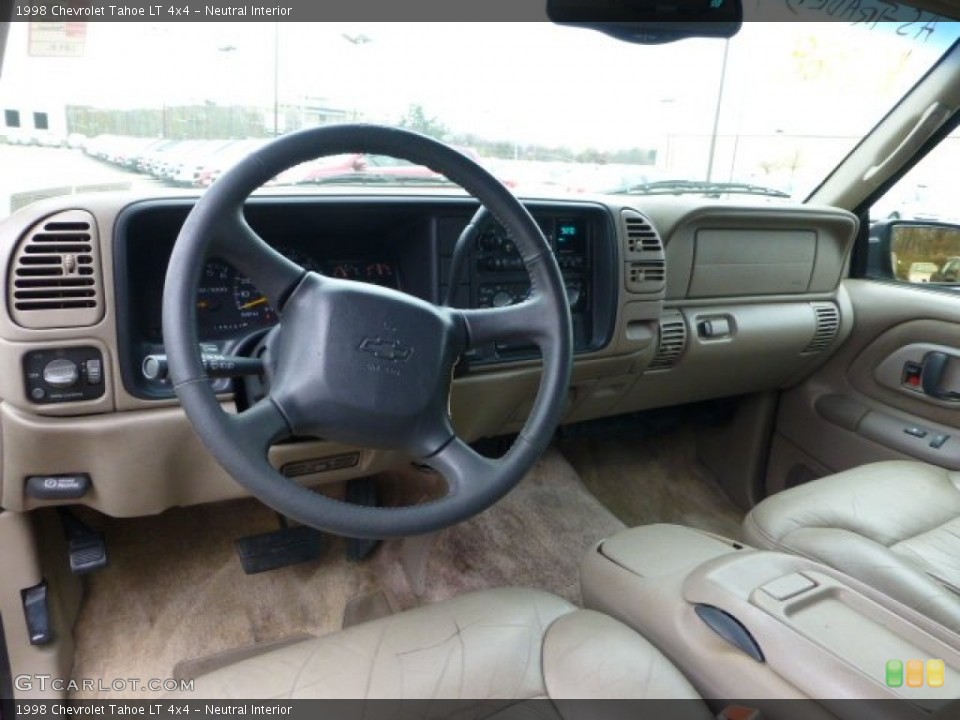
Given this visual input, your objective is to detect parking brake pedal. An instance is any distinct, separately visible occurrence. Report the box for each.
[235,518,324,574]
[58,508,108,574]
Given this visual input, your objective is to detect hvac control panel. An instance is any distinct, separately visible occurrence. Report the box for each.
[23,347,105,404]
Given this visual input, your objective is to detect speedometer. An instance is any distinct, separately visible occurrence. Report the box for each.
[233,275,277,327]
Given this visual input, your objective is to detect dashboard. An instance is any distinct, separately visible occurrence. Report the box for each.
[0,189,858,518]
[113,198,618,399]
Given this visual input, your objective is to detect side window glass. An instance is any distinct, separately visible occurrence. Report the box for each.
[867,127,960,286]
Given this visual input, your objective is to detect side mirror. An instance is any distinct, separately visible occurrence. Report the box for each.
[868,220,960,284]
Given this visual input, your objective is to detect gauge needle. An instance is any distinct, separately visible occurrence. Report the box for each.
[239,297,269,310]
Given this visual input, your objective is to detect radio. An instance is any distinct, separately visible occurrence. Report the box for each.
[474,217,590,313]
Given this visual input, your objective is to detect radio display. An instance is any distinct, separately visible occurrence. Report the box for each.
[555,219,586,255]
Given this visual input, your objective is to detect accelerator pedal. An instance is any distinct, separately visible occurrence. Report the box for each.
[345,476,381,562]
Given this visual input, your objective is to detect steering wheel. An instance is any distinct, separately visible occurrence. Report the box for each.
[162,124,573,539]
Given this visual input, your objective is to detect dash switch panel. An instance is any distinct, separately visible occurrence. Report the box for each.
[23,347,105,405]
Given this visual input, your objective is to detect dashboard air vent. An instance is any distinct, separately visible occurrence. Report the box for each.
[803,303,840,353]
[649,312,688,370]
[9,210,104,329]
[622,209,663,255]
[626,260,666,293]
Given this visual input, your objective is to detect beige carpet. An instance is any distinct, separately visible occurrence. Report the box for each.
[68,448,623,699]
[558,425,745,541]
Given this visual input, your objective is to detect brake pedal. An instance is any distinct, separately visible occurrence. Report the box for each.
[235,522,324,574]
[58,508,108,574]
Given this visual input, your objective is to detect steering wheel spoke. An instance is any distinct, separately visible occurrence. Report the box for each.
[228,398,292,455]
[423,436,497,494]
[215,214,306,314]
[457,296,549,349]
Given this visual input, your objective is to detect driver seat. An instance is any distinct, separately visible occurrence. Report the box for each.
[166,587,711,710]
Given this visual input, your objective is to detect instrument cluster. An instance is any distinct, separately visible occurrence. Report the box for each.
[195,250,399,339]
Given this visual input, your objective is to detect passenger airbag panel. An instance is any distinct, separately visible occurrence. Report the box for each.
[689,229,816,297]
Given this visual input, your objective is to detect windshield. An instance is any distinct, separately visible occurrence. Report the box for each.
[0,19,957,218]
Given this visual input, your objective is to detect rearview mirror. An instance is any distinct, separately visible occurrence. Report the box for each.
[868,220,960,284]
[547,0,743,44]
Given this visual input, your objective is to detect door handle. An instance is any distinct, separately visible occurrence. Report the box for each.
[921,351,960,401]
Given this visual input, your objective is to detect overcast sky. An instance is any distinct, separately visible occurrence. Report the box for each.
[2,21,958,150]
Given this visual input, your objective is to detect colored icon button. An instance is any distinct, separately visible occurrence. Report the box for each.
[886,659,904,688]
[907,660,924,688]
[928,660,945,688]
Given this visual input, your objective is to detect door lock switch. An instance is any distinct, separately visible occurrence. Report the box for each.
[931,434,950,449]
[902,362,923,389]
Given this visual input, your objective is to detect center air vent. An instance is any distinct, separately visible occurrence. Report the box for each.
[9,210,104,329]
[626,260,666,293]
[804,302,840,353]
[622,209,663,256]
[622,209,665,294]
[649,311,688,370]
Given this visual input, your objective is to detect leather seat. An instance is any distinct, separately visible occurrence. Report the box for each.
[167,587,711,712]
[743,460,960,632]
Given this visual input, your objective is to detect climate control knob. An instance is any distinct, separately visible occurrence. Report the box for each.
[492,291,514,307]
[42,358,80,389]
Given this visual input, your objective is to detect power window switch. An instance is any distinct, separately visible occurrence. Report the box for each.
[931,434,950,449]
[904,426,928,438]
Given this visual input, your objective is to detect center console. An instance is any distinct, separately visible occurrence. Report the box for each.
[581,524,959,718]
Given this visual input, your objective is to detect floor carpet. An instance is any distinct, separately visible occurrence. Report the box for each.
[68,448,623,699]
[558,425,745,541]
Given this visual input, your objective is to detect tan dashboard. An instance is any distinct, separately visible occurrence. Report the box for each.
[0,191,858,517]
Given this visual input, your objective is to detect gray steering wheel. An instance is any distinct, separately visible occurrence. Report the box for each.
[162,124,573,538]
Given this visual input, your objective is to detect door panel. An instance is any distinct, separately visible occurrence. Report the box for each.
[768,278,960,495]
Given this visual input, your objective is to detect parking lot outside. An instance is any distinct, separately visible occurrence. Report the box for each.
[0,144,165,217]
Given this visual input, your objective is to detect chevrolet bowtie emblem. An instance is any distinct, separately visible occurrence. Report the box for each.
[359,337,414,362]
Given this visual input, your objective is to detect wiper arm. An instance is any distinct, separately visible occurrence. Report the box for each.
[616,180,790,198]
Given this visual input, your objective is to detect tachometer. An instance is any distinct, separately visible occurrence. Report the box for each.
[329,261,362,281]
[197,261,236,332]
